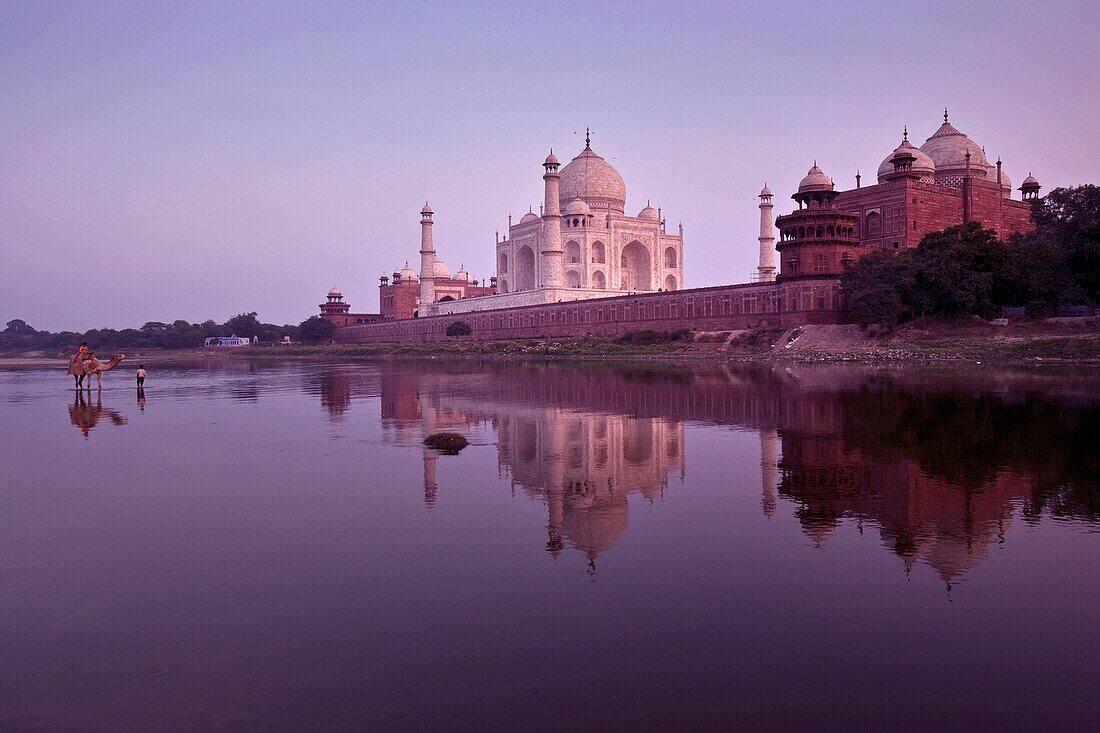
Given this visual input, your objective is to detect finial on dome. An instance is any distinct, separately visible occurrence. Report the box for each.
[903,126,908,141]
[585,127,591,149]
[944,107,949,123]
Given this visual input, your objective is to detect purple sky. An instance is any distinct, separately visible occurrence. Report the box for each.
[2,0,1097,332]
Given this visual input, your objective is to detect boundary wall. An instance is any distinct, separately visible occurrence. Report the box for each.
[336,278,845,343]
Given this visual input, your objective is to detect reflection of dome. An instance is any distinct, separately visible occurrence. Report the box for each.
[637,203,659,222]
[561,500,629,562]
[399,264,418,282]
[558,145,627,214]
[877,135,936,182]
[565,198,591,216]
[798,163,834,193]
[519,209,539,224]
[920,115,989,176]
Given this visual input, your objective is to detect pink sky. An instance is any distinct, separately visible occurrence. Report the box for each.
[2,0,1097,331]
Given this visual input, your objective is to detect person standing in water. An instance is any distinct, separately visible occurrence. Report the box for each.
[136,365,146,389]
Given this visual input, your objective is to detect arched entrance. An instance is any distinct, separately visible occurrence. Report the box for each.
[664,274,677,291]
[592,270,606,289]
[516,245,535,291]
[620,241,651,291]
[565,270,581,288]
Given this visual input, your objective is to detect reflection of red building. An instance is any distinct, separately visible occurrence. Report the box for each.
[777,430,1032,588]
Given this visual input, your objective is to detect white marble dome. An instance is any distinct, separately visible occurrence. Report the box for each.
[327,286,342,298]
[637,203,659,222]
[920,119,989,177]
[399,264,418,282]
[565,197,591,216]
[519,209,539,224]
[455,265,470,282]
[433,260,452,279]
[558,145,627,214]
[877,137,936,182]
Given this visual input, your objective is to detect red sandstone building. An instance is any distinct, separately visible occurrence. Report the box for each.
[326,114,1043,342]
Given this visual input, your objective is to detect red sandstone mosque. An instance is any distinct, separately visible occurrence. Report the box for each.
[322,112,1042,340]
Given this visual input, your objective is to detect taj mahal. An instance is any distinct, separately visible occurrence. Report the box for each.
[322,111,1043,339]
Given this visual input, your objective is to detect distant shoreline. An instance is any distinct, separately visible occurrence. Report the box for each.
[5,320,1099,368]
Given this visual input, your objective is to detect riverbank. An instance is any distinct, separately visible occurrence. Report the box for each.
[4,318,1099,367]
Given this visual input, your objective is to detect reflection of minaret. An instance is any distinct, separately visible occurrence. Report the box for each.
[423,448,438,509]
[544,415,566,554]
[760,428,778,517]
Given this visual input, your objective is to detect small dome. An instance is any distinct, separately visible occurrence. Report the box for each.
[327,287,342,298]
[519,210,539,224]
[637,203,659,222]
[455,265,470,282]
[760,184,773,197]
[877,135,936,182]
[988,165,1012,194]
[433,260,452,279]
[558,144,627,214]
[421,201,433,215]
[399,264,418,282]
[544,151,559,166]
[798,163,834,193]
[565,198,591,216]
[1021,173,1040,187]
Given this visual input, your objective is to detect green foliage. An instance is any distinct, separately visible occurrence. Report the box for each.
[299,316,336,344]
[842,187,1100,328]
[615,328,692,345]
[0,313,302,353]
[4,319,37,335]
[445,320,472,337]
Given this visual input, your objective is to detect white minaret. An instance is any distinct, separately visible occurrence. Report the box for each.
[540,151,563,289]
[419,202,436,313]
[757,184,776,282]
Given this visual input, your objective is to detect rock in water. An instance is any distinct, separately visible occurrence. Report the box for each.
[424,432,469,454]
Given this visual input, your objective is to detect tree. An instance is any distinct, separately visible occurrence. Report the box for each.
[224,312,262,338]
[299,316,336,343]
[445,320,472,338]
[842,250,913,327]
[907,223,1011,319]
[1026,185,1100,304]
[4,319,37,335]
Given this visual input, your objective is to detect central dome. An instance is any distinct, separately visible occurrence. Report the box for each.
[558,145,626,214]
[919,118,989,179]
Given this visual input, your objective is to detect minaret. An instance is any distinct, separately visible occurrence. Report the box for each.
[540,151,563,289]
[419,202,436,313]
[757,184,776,282]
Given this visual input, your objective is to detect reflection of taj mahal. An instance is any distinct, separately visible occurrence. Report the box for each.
[315,363,1094,582]
[497,409,684,565]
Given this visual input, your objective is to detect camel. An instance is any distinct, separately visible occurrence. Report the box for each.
[68,353,126,390]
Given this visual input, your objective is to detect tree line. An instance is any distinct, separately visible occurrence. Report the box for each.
[842,185,1099,327]
[2,312,336,353]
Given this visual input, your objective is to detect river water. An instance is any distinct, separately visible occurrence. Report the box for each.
[1,360,1098,731]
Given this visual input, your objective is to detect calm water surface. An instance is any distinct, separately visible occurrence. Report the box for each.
[1,360,1098,731]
